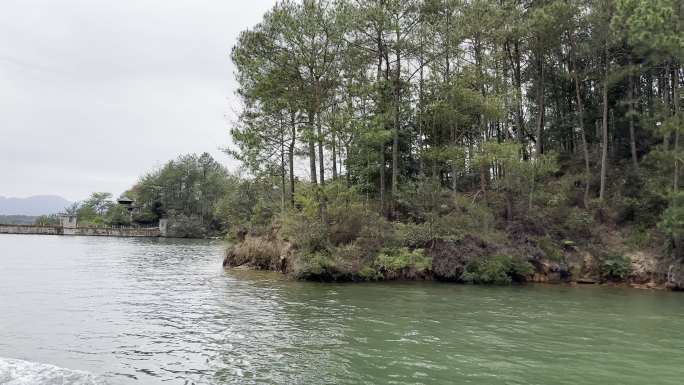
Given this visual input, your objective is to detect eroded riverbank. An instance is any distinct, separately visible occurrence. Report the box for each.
[223,233,680,290]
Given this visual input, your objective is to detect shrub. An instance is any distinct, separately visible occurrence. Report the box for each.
[394,222,433,247]
[626,227,655,249]
[105,205,132,227]
[280,212,329,253]
[598,254,632,281]
[536,236,563,262]
[132,207,160,225]
[563,207,594,239]
[448,195,497,235]
[358,264,382,280]
[462,255,534,285]
[659,192,684,242]
[616,197,638,224]
[167,214,206,238]
[395,178,447,222]
[291,237,371,281]
[329,243,366,273]
[429,235,503,281]
[291,252,336,280]
[326,203,372,245]
[375,247,431,273]
[353,214,399,256]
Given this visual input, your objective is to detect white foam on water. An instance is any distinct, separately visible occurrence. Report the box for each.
[0,357,105,385]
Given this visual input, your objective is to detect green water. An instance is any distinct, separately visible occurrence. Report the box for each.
[1,234,683,384]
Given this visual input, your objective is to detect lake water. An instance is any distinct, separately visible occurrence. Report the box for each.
[1,234,684,384]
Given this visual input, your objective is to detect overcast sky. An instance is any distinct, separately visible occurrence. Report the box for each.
[0,0,276,202]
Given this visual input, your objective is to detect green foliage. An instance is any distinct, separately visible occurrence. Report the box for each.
[291,246,432,281]
[132,208,159,225]
[397,180,498,243]
[462,255,534,285]
[536,236,563,262]
[358,264,382,281]
[613,0,683,60]
[375,248,431,273]
[167,214,206,239]
[599,254,632,281]
[563,207,595,239]
[281,181,394,254]
[394,222,433,247]
[292,252,330,279]
[659,192,684,243]
[626,227,654,249]
[105,205,131,227]
[280,211,330,253]
[130,153,230,234]
[77,192,114,223]
[215,175,280,235]
[33,215,59,226]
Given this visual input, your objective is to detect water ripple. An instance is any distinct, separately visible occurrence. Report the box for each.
[1,235,684,384]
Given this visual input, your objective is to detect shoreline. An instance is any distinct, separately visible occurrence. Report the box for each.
[222,227,678,289]
[224,265,673,291]
[222,247,682,292]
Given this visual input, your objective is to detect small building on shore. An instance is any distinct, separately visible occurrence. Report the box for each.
[59,214,78,229]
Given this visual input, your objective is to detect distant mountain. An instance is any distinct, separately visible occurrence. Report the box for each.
[0,195,71,216]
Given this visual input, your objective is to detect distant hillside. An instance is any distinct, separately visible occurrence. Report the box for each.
[0,195,71,216]
[0,215,37,225]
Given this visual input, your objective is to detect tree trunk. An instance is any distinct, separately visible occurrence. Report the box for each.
[451,126,458,192]
[308,110,317,185]
[674,65,680,193]
[573,76,591,208]
[345,143,351,187]
[316,112,325,186]
[391,26,401,210]
[514,40,525,143]
[338,133,344,179]
[599,60,609,201]
[474,40,487,198]
[331,129,338,180]
[289,113,296,207]
[628,69,639,170]
[279,115,286,212]
[316,110,326,221]
[664,61,671,150]
[535,53,545,157]
[480,159,487,198]
[376,25,385,214]
[418,33,425,176]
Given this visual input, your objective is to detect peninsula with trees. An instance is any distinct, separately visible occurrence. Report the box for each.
[221,0,684,289]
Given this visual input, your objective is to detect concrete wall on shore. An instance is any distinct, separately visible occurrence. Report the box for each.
[0,224,160,238]
[64,227,160,237]
[0,224,62,235]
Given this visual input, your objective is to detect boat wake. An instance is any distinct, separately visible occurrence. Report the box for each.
[0,357,105,385]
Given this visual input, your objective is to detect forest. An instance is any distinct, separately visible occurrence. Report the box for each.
[221,0,684,287]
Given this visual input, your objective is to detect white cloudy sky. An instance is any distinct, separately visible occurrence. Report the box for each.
[0,0,275,201]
